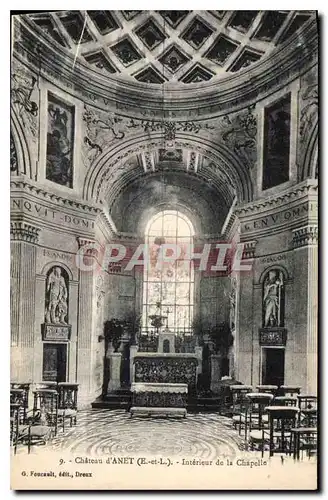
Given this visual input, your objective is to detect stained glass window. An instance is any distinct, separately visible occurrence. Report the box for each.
[142,210,194,334]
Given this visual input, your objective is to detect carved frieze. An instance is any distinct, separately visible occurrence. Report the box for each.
[134,356,198,387]
[298,66,318,178]
[299,66,318,143]
[132,391,187,408]
[83,105,126,166]
[10,134,18,174]
[220,105,257,168]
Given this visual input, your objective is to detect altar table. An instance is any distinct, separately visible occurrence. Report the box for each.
[130,382,188,418]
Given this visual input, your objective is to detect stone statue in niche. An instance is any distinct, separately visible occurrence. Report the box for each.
[263,270,284,328]
[45,267,68,324]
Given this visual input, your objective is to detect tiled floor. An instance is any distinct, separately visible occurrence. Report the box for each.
[21,409,249,459]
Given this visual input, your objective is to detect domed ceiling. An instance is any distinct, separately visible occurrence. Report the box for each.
[26,10,315,84]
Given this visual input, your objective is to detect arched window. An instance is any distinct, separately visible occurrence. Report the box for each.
[142,210,194,334]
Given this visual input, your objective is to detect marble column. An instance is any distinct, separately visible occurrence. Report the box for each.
[292,225,318,395]
[10,222,40,382]
[76,237,97,406]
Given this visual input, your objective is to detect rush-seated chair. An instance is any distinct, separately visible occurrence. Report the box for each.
[230,385,253,435]
[57,383,79,430]
[246,393,274,454]
[297,395,317,428]
[265,406,300,457]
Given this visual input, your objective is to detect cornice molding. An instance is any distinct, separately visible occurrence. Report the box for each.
[292,225,318,248]
[11,221,40,243]
[10,177,102,216]
[13,17,318,121]
[235,180,318,218]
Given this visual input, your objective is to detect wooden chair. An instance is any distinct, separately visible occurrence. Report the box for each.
[10,387,29,424]
[10,403,20,455]
[297,395,317,428]
[230,385,253,435]
[273,396,298,407]
[291,427,317,460]
[245,393,273,455]
[57,383,79,430]
[265,406,300,457]
[28,389,59,452]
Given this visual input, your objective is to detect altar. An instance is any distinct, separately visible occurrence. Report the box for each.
[129,326,202,418]
[130,382,188,418]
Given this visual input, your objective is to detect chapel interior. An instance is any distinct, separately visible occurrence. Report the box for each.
[10,10,318,462]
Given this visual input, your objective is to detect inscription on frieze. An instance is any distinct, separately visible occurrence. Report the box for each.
[11,199,95,230]
[241,202,317,233]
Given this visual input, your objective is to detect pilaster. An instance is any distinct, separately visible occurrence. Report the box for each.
[10,222,40,381]
[76,237,97,406]
[292,224,318,394]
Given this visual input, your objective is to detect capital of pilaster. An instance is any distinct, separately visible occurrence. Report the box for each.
[77,237,96,249]
[242,240,257,259]
[292,225,318,248]
[10,221,40,243]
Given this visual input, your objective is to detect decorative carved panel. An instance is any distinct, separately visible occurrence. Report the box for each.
[133,391,187,408]
[42,324,71,341]
[134,356,198,387]
[259,328,287,346]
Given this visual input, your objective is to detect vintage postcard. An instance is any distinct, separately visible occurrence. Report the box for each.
[10,9,318,490]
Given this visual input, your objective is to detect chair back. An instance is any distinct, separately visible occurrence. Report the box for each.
[266,406,300,456]
[273,396,298,407]
[297,395,317,411]
[33,389,58,427]
[230,385,253,415]
[245,393,273,436]
[297,395,317,427]
[10,388,29,423]
[58,383,79,410]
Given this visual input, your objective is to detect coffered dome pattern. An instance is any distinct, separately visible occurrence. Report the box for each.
[27,10,315,84]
